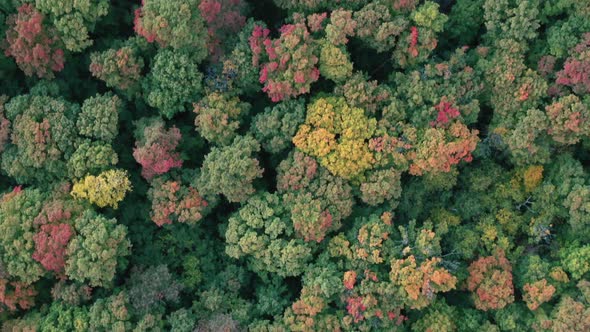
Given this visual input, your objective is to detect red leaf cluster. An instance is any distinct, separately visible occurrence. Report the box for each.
[32,223,73,276]
[556,33,590,95]
[3,4,65,78]
[133,125,183,180]
[467,249,514,311]
[0,280,37,312]
[150,180,208,227]
[199,0,246,60]
[250,22,320,102]
[431,98,461,127]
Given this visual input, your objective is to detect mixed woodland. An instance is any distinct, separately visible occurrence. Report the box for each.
[0,0,589,330]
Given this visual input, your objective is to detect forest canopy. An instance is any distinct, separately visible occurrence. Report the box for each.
[0,0,589,331]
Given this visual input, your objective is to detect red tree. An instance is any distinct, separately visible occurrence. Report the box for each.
[467,249,514,311]
[3,4,65,78]
[133,119,183,181]
[32,223,73,276]
[0,279,37,312]
[249,18,320,102]
[149,179,208,227]
[199,0,246,60]
[556,33,590,95]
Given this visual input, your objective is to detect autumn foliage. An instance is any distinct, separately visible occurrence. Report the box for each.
[3,4,65,78]
[1,0,590,330]
[133,118,183,180]
[250,20,320,102]
[467,249,515,311]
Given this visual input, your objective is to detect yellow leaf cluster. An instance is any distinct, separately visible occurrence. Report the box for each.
[293,97,376,180]
[71,169,132,209]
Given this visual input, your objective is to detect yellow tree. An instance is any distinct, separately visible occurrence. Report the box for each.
[293,97,376,180]
[71,169,132,209]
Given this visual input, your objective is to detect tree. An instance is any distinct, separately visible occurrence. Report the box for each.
[87,291,132,331]
[51,281,92,306]
[467,249,515,311]
[38,301,89,331]
[193,92,250,146]
[89,43,145,96]
[556,33,590,95]
[133,117,183,180]
[32,223,73,277]
[67,140,119,180]
[251,99,305,154]
[564,184,590,231]
[325,9,356,46]
[3,4,65,78]
[549,296,590,332]
[334,72,392,116]
[0,187,45,284]
[197,135,263,203]
[35,0,109,52]
[277,151,354,240]
[148,177,208,227]
[249,17,320,102]
[293,96,377,180]
[389,256,457,309]
[128,265,182,315]
[522,279,555,310]
[225,193,313,277]
[318,43,353,82]
[77,94,121,143]
[359,168,403,206]
[408,121,479,176]
[134,0,208,57]
[559,243,590,280]
[65,210,130,288]
[71,169,132,209]
[198,0,247,60]
[0,279,37,312]
[143,49,204,119]
[1,92,78,184]
[544,94,590,145]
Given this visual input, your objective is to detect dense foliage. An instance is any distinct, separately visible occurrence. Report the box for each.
[0,0,589,330]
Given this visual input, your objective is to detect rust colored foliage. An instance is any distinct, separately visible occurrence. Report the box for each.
[341,269,408,328]
[394,0,418,11]
[249,20,320,102]
[390,256,457,309]
[522,279,555,311]
[0,279,37,312]
[343,270,357,290]
[3,4,65,78]
[291,198,333,243]
[133,120,183,181]
[549,296,590,332]
[409,121,479,176]
[285,285,337,331]
[89,46,144,92]
[467,249,515,311]
[523,165,543,192]
[148,179,208,227]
